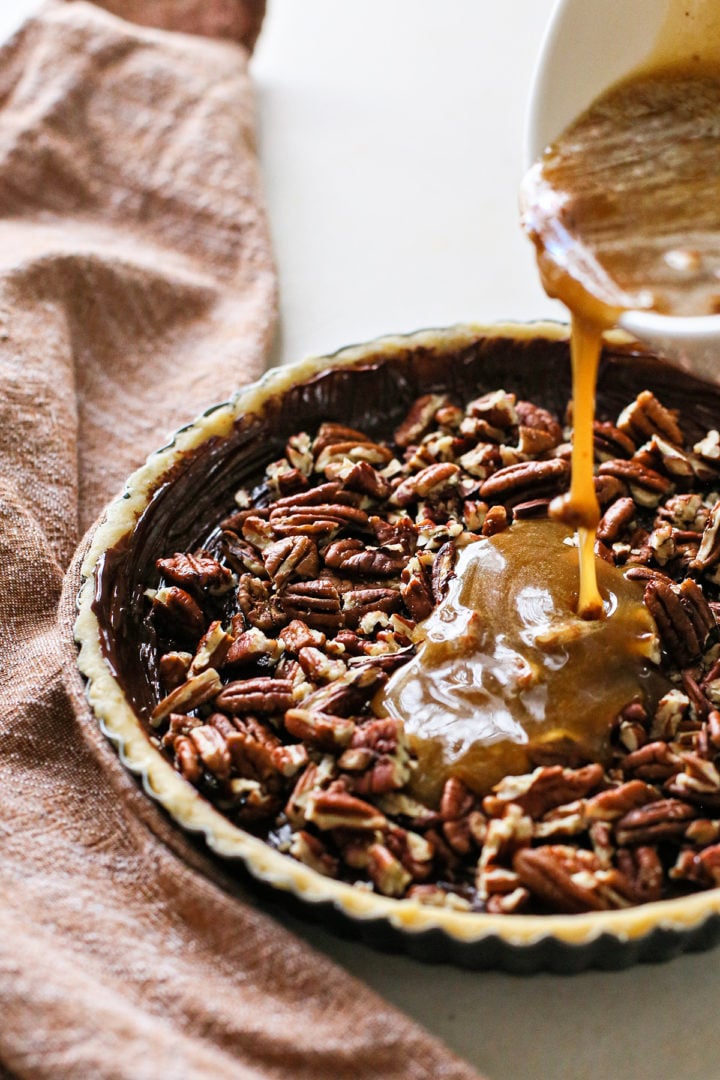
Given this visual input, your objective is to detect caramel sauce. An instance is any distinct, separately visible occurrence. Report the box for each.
[380,51,720,800]
[379,521,660,802]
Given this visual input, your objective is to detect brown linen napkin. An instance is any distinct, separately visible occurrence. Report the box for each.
[0,3,482,1078]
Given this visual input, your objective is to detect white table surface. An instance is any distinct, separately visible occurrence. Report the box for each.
[5,3,717,1078]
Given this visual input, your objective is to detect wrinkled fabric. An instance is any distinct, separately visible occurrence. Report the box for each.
[0,3,480,1078]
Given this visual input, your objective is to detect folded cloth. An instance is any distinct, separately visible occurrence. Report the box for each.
[0,3,482,1078]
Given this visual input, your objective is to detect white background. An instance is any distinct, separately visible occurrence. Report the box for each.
[4,3,717,1078]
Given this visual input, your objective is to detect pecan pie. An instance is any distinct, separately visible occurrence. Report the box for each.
[76,325,720,967]
[134,358,720,916]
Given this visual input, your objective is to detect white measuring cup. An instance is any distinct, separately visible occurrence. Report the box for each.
[525,0,720,381]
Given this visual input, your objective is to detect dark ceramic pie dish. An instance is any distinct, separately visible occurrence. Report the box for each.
[75,322,720,972]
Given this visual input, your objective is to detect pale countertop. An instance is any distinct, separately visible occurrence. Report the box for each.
[5,3,718,1079]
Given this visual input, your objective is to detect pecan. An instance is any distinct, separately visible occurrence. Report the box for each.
[223,627,282,670]
[641,435,719,485]
[614,798,697,845]
[617,390,684,447]
[342,717,411,795]
[188,722,232,780]
[315,440,394,473]
[215,677,294,715]
[596,497,636,544]
[325,459,391,500]
[311,422,376,455]
[614,846,664,904]
[305,787,387,831]
[279,619,326,654]
[151,667,222,726]
[301,666,386,717]
[151,586,206,640]
[481,505,509,536]
[394,393,449,448]
[597,459,673,506]
[392,462,461,507]
[484,764,604,819]
[297,646,347,683]
[400,559,434,621]
[692,499,720,571]
[644,579,704,666]
[516,399,562,443]
[156,552,233,595]
[280,579,342,630]
[368,515,418,555]
[406,885,472,911]
[431,541,456,602]
[284,707,356,750]
[289,831,339,877]
[263,535,320,587]
[367,843,412,896]
[269,503,369,539]
[241,514,275,551]
[189,621,234,675]
[342,586,400,627]
[174,734,202,783]
[220,530,268,578]
[159,651,192,691]
[593,421,636,461]
[513,846,609,913]
[621,741,683,781]
[594,474,629,507]
[236,574,287,634]
[323,538,406,577]
[285,757,337,827]
[479,458,570,506]
[585,780,660,820]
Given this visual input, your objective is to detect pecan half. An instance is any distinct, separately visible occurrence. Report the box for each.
[323,538,406,577]
[280,579,343,630]
[479,459,570,506]
[513,846,609,913]
[614,798,697,845]
[151,586,206,640]
[215,677,295,715]
[156,552,233,594]
[263,535,320,587]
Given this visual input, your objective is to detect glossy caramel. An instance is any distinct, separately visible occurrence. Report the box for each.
[379,521,660,803]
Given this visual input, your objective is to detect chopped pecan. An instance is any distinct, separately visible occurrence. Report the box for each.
[236,574,287,633]
[325,459,391,500]
[585,780,660,820]
[215,677,294,715]
[594,421,636,461]
[343,717,411,795]
[279,620,326,654]
[315,440,394,473]
[481,505,509,536]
